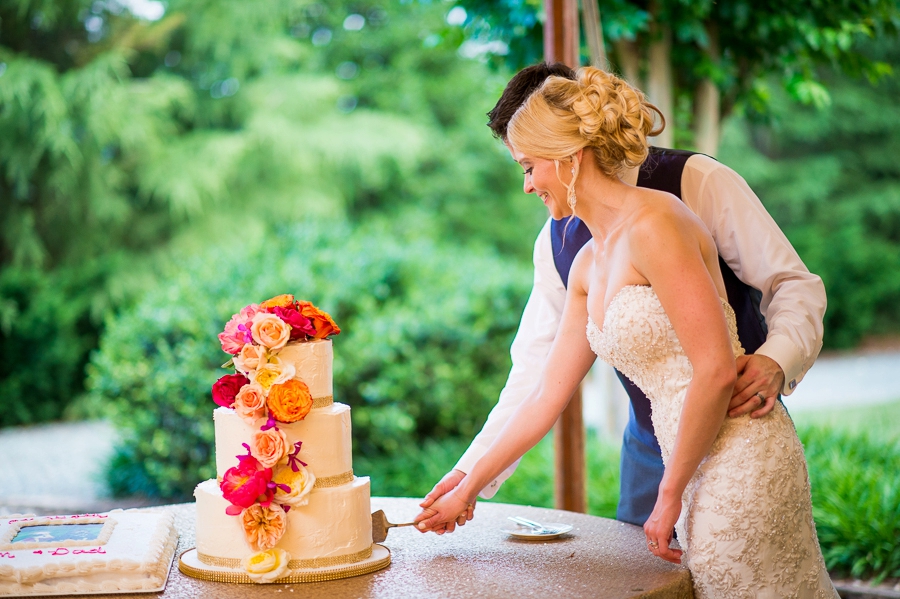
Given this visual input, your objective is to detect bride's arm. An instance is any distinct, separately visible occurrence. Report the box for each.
[415,250,598,530]
[630,203,737,563]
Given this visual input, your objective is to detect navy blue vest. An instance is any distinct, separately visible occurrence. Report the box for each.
[550,147,768,439]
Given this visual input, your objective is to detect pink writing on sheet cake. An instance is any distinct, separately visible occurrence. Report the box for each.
[0,552,14,559]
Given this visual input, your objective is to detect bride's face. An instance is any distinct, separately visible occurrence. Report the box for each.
[507,144,572,220]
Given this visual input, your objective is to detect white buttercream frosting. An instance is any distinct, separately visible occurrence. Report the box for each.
[214,403,352,480]
[194,477,372,562]
[275,338,333,399]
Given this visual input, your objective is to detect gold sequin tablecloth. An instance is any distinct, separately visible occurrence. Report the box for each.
[57,498,693,599]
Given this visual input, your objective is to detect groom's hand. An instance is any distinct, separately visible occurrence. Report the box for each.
[417,470,474,534]
[729,354,784,418]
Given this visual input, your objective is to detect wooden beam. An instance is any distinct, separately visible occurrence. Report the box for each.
[546,0,586,516]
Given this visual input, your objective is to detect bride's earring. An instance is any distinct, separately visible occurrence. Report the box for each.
[568,167,577,211]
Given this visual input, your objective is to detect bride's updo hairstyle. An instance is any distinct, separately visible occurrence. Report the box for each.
[507,67,664,180]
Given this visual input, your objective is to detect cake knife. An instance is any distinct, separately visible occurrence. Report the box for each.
[371,510,416,543]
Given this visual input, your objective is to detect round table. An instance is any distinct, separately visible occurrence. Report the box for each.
[81,498,693,599]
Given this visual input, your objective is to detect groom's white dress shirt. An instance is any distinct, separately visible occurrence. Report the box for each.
[454,154,827,499]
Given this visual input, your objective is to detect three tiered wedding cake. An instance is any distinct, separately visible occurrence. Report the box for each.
[179,295,389,583]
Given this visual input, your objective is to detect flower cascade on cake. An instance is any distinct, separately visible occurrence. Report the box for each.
[212,294,340,582]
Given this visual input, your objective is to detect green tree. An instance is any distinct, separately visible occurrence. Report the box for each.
[718,41,900,347]
[451,0,899,153]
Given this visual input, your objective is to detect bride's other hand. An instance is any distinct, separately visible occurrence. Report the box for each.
[414,489,471,533]
[728,354,784,418]
[643,492,684,564]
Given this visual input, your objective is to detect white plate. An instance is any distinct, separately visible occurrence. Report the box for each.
[501,523,574,540]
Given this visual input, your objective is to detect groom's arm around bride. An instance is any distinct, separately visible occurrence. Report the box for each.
[417,62,827,532]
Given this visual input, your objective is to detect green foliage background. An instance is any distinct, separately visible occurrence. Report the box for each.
[2,0,900,583]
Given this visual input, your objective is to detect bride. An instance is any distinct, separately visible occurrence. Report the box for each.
[415,67,838,598]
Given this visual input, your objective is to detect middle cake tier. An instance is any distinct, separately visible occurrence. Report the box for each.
[214,404,352,481]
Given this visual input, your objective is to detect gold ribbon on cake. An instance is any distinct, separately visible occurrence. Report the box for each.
[197,545,372,570]
[312,395,333,409]
[313,469,353,488]
[217,469,353,487]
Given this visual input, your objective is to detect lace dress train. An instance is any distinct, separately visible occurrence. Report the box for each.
[587,285,837,599]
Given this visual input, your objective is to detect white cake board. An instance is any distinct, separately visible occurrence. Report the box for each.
[179,544,390,584]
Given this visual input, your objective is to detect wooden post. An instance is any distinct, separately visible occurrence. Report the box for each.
[544,0,587,514]
[543,0,579,68]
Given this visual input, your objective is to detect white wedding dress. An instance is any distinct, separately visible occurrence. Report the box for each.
[587,285,838,599]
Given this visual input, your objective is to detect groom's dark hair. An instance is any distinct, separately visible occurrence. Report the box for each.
[487,62,577,141]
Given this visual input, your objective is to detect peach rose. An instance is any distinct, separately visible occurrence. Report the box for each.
[267,379,313,423]
[233,343,268,374]
[260,294,295,310]
[272,463,316,508]
[296,301,341,339]
[242,548,290,583]
[251,313,291,350]
[241,503,287,551]
[234,383,267,424]
[252,362,296,391]
[250,427,289,469]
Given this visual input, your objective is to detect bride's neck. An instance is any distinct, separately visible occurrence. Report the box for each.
[573,168,632,240]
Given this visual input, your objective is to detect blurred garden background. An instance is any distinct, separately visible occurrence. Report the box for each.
[2,0,900,586]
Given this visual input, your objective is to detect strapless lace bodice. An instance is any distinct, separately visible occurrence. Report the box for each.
[586,285,837,599]
[587,285,743,462]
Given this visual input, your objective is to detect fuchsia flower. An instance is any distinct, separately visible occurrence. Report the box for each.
[212,373,250,408]
[220,451,273,516]
[272,306,317,340]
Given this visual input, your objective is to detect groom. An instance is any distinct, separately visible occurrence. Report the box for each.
[416,63,827,531]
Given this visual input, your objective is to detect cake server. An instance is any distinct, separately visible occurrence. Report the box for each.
[371,510,416,543]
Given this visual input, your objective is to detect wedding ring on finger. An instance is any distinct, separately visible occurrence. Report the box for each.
[755,392,766,403]
[647,540,659,549]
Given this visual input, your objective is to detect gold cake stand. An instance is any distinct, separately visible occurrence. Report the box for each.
[178,544,391,584]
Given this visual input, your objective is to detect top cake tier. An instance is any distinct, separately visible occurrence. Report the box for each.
[275,338,332,400]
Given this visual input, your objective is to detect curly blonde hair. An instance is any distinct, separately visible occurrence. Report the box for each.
[507,67,664,181]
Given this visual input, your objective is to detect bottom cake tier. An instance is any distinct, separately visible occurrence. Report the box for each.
[194,476,373,566]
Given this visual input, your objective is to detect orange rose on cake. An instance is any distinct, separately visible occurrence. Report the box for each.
[297,301,341,339]
[259,294,295,310]
[267,379,313,423]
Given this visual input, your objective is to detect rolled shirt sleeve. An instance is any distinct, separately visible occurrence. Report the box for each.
[453,220,566,498]
[682,155,826,394]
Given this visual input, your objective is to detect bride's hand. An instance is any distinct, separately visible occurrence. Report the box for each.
[643,493,684,564]
[414,488,472,533]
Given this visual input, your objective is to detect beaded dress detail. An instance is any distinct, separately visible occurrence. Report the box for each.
[587,285,837,599]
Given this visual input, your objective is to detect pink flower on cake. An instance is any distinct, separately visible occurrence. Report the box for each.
[250,313,291,350]
[221,454,273,515]
[233,343,268,374]
[272,306,317,340]
[212,373,251,408]
[234,383,267,424]
[242,548,290,583]
[241,503,287,551]
[252,362,296,391]
[250,427,289,469]
[272,463,316,508]
[219,304,261,355]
